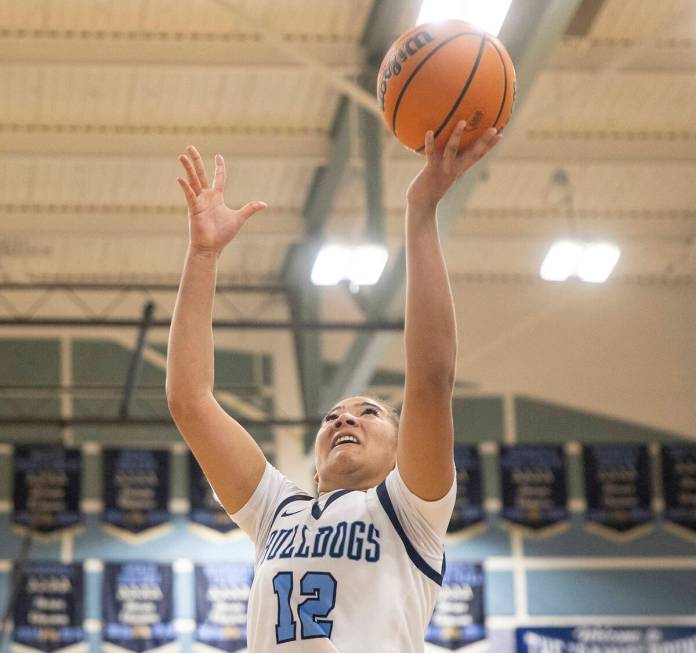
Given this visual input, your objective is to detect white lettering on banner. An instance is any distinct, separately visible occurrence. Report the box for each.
[206,586,250,601]
[438,585,474,601]
[27,611,70,626]
[27,472,68,485]
[521,630,696,653]
[33,597,67,611]
[434,601,468,615]
[597,470,637,482]
[209,603,247,626]
[115,472,158,486]
[512,470,555,483]
[118,601,159,625]
[27,577,71,594]
[432,614,475,627]
[675,462,696,474]
[116,586,163,601]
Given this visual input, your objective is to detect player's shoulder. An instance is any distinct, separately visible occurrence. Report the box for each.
[377,465,456,532]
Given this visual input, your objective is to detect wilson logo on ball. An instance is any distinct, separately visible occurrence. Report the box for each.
[378,30,435,111]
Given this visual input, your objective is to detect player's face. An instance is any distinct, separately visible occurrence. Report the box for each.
[314,396,398,493]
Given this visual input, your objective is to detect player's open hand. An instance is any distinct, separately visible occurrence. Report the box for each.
[406,121,502,211]
[177,146,267,255]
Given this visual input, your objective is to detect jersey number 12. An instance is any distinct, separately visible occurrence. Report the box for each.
[272,571,337,643]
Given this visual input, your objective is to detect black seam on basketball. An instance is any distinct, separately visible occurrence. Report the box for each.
[415,33,487,153]
[391,31,482,136]
[488,37,508,130]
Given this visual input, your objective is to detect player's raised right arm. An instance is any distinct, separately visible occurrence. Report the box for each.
[166,145,268,515]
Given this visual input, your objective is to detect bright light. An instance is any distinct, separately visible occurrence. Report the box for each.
[311,244,350,286]
[540,241,585,282]
[311,243,388,287]
[540,240,621,283]
[349,245,389,286]
[416,0,513,35]
[577,242,621,283]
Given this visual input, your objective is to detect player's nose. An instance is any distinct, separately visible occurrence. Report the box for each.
[334,413,357,428]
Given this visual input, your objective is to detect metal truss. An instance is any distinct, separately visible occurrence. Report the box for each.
[0,282,403,330]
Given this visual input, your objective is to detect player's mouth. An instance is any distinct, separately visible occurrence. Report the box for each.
[331,432,361,449]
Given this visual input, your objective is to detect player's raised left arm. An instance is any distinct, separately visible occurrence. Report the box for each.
[398,122,502,500]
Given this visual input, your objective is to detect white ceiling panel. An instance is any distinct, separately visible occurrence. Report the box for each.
[0,155,316,209]
[519,71,696,132]
[1,0,694,292]
[591,0,694,40]
[0,0,373,38]
[1,65,342,131]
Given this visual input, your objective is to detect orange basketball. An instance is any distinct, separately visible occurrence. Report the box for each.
[376,20,516,154]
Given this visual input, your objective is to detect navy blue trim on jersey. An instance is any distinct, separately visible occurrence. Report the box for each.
[270,494,314,531]
[376,481,444,586]
[312,489,354,520]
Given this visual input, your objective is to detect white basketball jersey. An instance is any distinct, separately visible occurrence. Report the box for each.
[231,462,456,652]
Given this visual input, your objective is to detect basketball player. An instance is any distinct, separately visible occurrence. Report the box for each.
[167,121,502,651]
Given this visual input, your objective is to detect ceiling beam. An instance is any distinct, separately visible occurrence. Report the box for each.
[6,35,696,74]
[564,0,607,37]
[0,34,363,70]
[5,127,696,161]
[0,318,404,330]
[2,208,694,243]
[321,0,587,407]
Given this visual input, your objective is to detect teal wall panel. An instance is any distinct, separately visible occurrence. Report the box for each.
[527,569,696,616]
[447,520,513,559]
[0,339,59,385]
[515,396,681,443]
[0,426,63,442]
[485,570,515,616]
[453,397,505,443]
[0,339,60,425]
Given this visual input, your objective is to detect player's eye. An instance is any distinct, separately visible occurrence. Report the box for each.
[324,413,337,422]
[362,407,378,416]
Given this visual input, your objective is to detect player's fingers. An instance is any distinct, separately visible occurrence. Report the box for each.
[176,176,197,210]
[237,201,268,222]
[213,154,226,193]
[443,120,467,164]
[459,128,498,168]
[187,145,210,189]
[179,155,202,195]
[424,130,435,165]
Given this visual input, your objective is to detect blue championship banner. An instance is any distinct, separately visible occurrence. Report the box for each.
[447,446,484,535]
[425,562,485,651]
[12,561,85,653]
[662,443,696,534]
[501,445,568,531]
[102,562,176,653]
[103,449,170,536]
[13,445,82,534]
[584,444,652,534]
[189,454,237,535]
[516,626,696,653]
[194,563,253,653]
